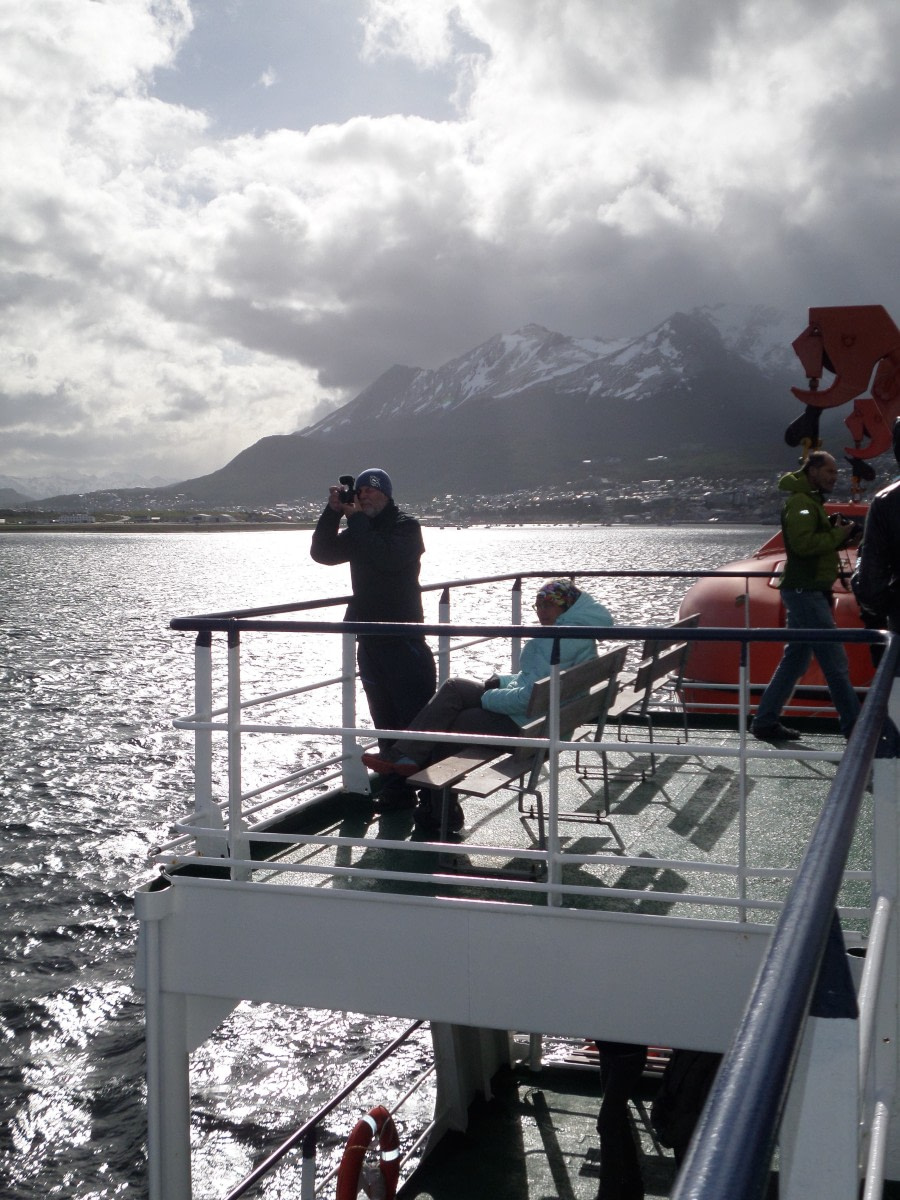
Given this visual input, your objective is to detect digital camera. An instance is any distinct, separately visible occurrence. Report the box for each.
[829,512,864,538]
[337,475,356,504]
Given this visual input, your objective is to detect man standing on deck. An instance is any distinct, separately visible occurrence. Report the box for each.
[310,468,436,807]
[751,451,862,742]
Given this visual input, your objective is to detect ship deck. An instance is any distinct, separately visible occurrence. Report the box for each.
[142,584,898,1200]
[257,718,867,933]
[234,717,869,1198]
[401,1055,683,1200]
[398,1053,760,1200]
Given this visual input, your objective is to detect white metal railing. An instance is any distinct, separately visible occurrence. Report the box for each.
[161,574,884,932]
[218,1019,434,1200]
[671,636,900,1200]
[152,574,900,1200]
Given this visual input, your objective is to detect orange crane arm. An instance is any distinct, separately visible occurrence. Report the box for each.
[790,305,900,460]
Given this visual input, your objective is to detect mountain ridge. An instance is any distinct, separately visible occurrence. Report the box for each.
[20,304,843,510]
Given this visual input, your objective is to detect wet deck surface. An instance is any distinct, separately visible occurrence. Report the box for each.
[267,718,869,933]
[243,718,881,1198]
[397,1055,772,1200]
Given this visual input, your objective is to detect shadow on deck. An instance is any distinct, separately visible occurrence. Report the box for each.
[398,1059,777,1200]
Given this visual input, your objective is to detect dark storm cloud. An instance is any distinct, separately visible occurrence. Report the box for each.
[2,0,900,483]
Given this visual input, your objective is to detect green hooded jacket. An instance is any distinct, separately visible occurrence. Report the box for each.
[777,469,846,589]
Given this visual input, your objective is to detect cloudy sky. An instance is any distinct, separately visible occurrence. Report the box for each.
[4,0,900,488]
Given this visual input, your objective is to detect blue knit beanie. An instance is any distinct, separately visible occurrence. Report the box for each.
[355,468,393,498]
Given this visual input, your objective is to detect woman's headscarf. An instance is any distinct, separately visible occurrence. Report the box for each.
[536,579,581,610]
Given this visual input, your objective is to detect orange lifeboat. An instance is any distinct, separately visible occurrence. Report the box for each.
[678,502,873,719]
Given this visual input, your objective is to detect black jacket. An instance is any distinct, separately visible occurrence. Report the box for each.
[310,500,426,623]
[854,476,900,628]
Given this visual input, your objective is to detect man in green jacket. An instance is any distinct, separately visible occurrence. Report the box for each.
[751,451,861,741]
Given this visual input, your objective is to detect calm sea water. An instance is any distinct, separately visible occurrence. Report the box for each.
[0,524,766,1198]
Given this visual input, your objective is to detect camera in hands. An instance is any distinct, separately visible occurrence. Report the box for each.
[829,511,864,539]
[338,475,356,504]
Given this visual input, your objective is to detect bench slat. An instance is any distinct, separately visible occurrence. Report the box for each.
[408,747,501,789]
[608,684,643,720]
[405,644,626,808]
[455,758,531,798]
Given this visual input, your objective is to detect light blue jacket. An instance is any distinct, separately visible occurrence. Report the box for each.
[480,590,614,726]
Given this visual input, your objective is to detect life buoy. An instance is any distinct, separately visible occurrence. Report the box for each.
[335,1104,401,1200]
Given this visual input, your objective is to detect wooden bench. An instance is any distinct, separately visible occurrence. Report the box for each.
[408,645,627,847]
[576,613,699,782]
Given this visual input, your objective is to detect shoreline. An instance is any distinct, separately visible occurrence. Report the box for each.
[0,519,773,534]
[0,521,315,533]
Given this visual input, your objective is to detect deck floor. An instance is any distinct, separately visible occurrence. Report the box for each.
[237,720,881,1198]
[265,720,868,932]
[397,1055,777,1200]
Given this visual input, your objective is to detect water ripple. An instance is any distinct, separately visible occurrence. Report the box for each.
[0,525,763,1197]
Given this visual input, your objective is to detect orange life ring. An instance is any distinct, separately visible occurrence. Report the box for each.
[335,1104,401,1200]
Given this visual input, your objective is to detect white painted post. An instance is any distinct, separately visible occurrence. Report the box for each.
[429,1023,472,1133]
[341,631,370,793]
[135,888,193,1200]
[438,587,451,686]
[865,674,900,1183]
[226,628,250,878]
[510,578,523,671]
[300,1133,317,1200]
[193,632,225,857]
[779,1010,861,1199]
[737,637,749,919]
[546,646,562,908]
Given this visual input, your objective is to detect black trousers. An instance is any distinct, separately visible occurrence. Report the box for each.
[595,1041,647,1200]
[357,636,436,752]
[393,677,521,767]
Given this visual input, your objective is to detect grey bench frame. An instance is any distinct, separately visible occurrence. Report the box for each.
[408,645,627,848]
[576,612,699,782]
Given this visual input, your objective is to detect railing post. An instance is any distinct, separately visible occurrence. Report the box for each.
[341,631,370,793]
[227,626,250,878]
[863,671,900,1187]
[300,1129,317,1200]
[510,578,523,671]
[737,637,749,920]
[438,586,451,686]
[135,887,192,1200]
[546,637,562,908]
[779,915,860,1200]
[193,631,225,856]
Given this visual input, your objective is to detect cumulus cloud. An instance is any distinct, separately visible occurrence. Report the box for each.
[2,0,900,485]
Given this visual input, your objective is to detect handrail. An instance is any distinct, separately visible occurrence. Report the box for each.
[169,567,781,626]
[671,633,900,1200]
[163,608,888,909]
[170,615,884,645]
[159,573,898,1198]
[222,1019,425,1200]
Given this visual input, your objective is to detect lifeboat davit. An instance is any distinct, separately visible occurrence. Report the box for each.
[677,502,873,719]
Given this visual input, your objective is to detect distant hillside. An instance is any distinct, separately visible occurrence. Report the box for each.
[26,304,865,511]
[0,487,34,506]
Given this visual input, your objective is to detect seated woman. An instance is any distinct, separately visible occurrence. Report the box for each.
[361,580,614,827]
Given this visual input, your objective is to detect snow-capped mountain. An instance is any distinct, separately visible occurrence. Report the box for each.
[305,324,633,433]
[300,304,798,439]
[32,304,824,509]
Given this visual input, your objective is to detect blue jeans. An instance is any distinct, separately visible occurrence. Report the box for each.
[754,589,860,735]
